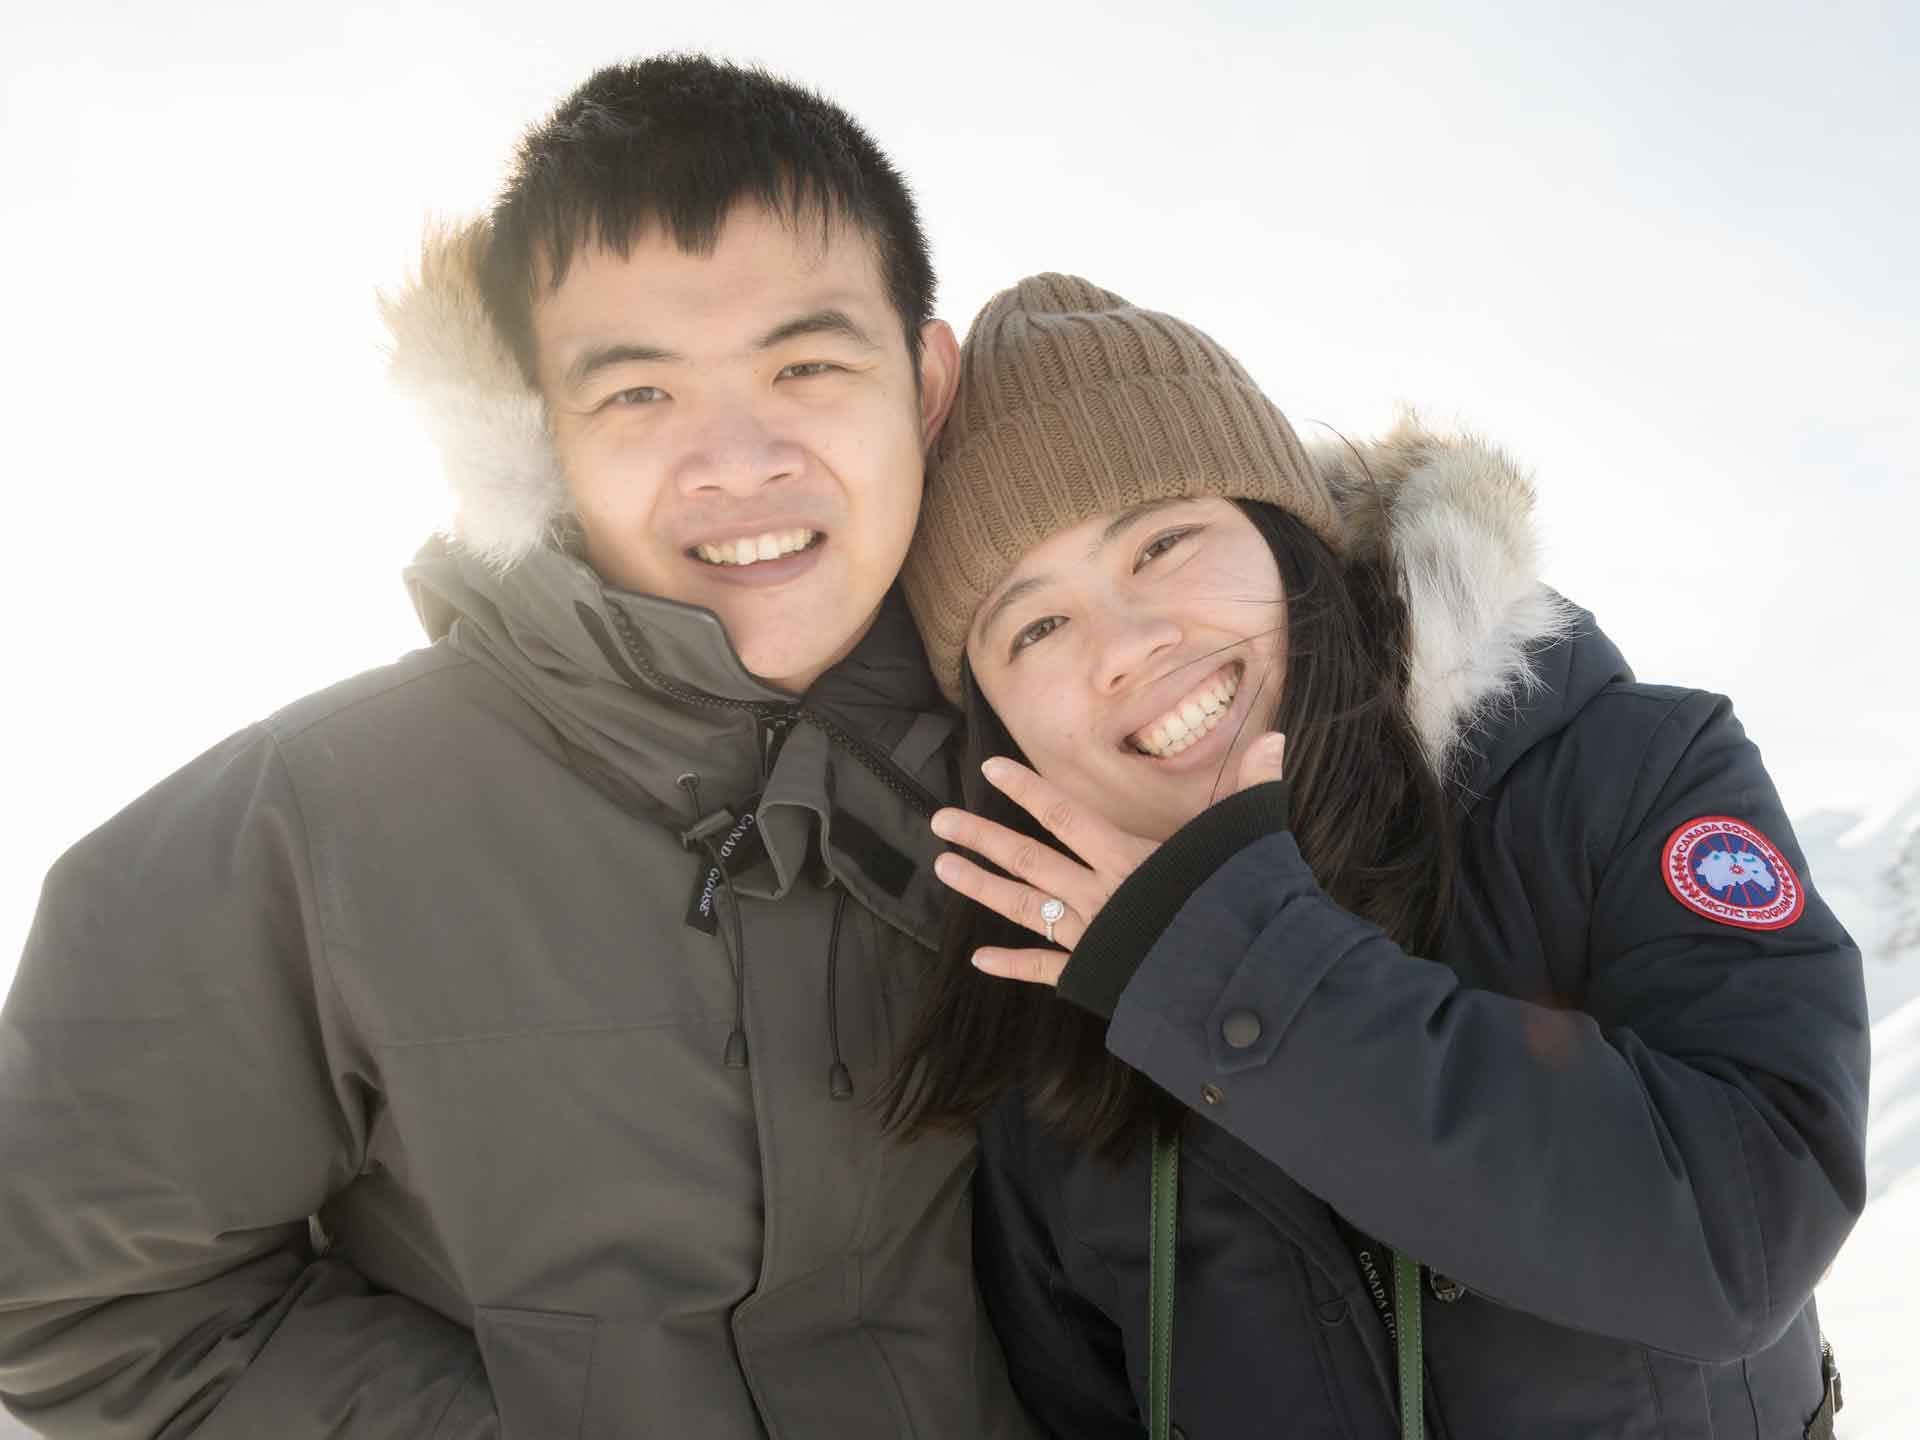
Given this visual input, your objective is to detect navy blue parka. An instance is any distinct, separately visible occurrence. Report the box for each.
[976,603,1866,1439]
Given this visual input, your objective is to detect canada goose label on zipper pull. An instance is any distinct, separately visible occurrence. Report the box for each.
[683,795,769,934]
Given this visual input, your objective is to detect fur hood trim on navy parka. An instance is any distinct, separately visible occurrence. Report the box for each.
[1310,419,1582,782]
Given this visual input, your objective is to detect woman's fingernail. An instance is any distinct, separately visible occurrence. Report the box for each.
[982,757,1008,781]
[930,810,954,838]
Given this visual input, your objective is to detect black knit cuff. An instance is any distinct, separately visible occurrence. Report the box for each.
[1056,781,1291,1020]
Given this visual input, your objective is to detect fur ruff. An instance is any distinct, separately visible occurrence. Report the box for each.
[1311,415,1582,779]
[381,228,1577,760]
[379,221,569,570]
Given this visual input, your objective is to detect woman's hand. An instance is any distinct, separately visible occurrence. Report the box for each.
[931,733,1287,986]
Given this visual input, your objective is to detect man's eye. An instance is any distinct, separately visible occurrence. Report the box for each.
[605,386,668,407]
[779,362,843,380]
[1137,528,1194,568]
[1011,616,1064,656]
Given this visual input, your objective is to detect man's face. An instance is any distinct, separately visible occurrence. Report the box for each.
[532,204,957,694]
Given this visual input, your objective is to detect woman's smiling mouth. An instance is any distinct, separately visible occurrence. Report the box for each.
[1128,662,1243,757]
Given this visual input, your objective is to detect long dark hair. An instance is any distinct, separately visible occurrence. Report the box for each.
[879,501,1455,1158]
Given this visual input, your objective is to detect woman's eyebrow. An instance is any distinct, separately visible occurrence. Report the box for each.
[1092,497,1187,556]
[975,575,1050,647]
[974,499,1196,645]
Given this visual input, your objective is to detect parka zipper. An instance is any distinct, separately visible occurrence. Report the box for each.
[760,712,797,784]
[580,600,940,818]
[585,601,922,1094]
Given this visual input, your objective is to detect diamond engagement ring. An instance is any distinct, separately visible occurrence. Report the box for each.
[1039,897,1066,944]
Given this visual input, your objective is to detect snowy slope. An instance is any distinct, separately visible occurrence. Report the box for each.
[1801,795,1918,1437]
[1800,791,1920,1021]
[1819,995,1920,1439]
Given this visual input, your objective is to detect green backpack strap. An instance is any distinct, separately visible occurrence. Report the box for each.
[1147,1122,1180,1440]
[1392,1250,1424,1440]
[1145,1121,1425,1440]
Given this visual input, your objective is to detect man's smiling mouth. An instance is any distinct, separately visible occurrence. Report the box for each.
[689,529,823,567]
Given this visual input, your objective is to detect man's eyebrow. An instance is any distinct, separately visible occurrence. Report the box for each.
[566,342,682,391]
[755,308,879,352]
[974,498,1195,648]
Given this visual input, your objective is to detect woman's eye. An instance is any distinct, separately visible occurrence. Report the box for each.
[1010,615,1064,656]
[605,386,667,407]
[1137,527,1194,568]
[779,362,842,380]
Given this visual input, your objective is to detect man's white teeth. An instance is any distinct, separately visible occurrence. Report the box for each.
[1134,670,1240,757]
[694,530,817,566]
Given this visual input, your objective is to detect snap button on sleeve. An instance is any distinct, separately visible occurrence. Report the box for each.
[1430,1272,1466,1303]
[1201,1083,1225,1106]
[1221,1009,1263,1049]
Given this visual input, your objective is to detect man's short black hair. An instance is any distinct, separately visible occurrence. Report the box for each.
[482,54,936,385]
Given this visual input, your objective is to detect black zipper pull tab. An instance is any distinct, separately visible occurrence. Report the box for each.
[683,770,751,1072]
[823,886,853,1100]
[676,772,738,852]
[760,711,798,781]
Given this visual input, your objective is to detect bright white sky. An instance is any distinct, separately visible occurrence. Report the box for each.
[2,0,1916,992]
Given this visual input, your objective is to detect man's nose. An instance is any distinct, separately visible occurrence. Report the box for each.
[673,403,803,498]
[1093,609,1181,694]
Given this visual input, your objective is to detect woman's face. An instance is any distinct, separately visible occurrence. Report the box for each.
[965,497,1287,842]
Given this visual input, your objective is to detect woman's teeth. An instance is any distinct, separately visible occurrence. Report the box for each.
[694,530,818,566]
[1133,669,1240,757]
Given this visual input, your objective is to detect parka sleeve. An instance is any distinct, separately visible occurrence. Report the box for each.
[0,727,496,1438]
[1073,691,1867,1364]
[973,1102,1144,1440]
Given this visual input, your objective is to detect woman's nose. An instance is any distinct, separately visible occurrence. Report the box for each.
[1093,610,1181,694]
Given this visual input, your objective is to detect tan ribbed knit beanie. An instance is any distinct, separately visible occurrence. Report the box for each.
[903,273,1342,702]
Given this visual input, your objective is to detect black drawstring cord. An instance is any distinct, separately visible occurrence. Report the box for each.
[712,851,750,1069]
[680,770,856,1094]
[679,773,750,1069]
[825,887,853,1100]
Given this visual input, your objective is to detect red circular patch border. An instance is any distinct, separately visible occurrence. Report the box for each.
[1661,815,1805,932]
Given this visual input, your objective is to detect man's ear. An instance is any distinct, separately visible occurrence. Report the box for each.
[915,319,961,451]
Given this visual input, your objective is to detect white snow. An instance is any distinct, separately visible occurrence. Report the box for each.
[1820,996,1920,1438]
[1800,800,1919,1437]
[1820,1176,1920,1439]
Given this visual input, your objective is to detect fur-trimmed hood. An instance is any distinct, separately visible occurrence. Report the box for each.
[1310,418,1584,783]
[381,224,1584,779]
[382,220,568,570]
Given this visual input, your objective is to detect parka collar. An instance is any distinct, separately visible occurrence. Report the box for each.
[409,535,791,705]
[406,537,952,948]
[1448,605,1634,807]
